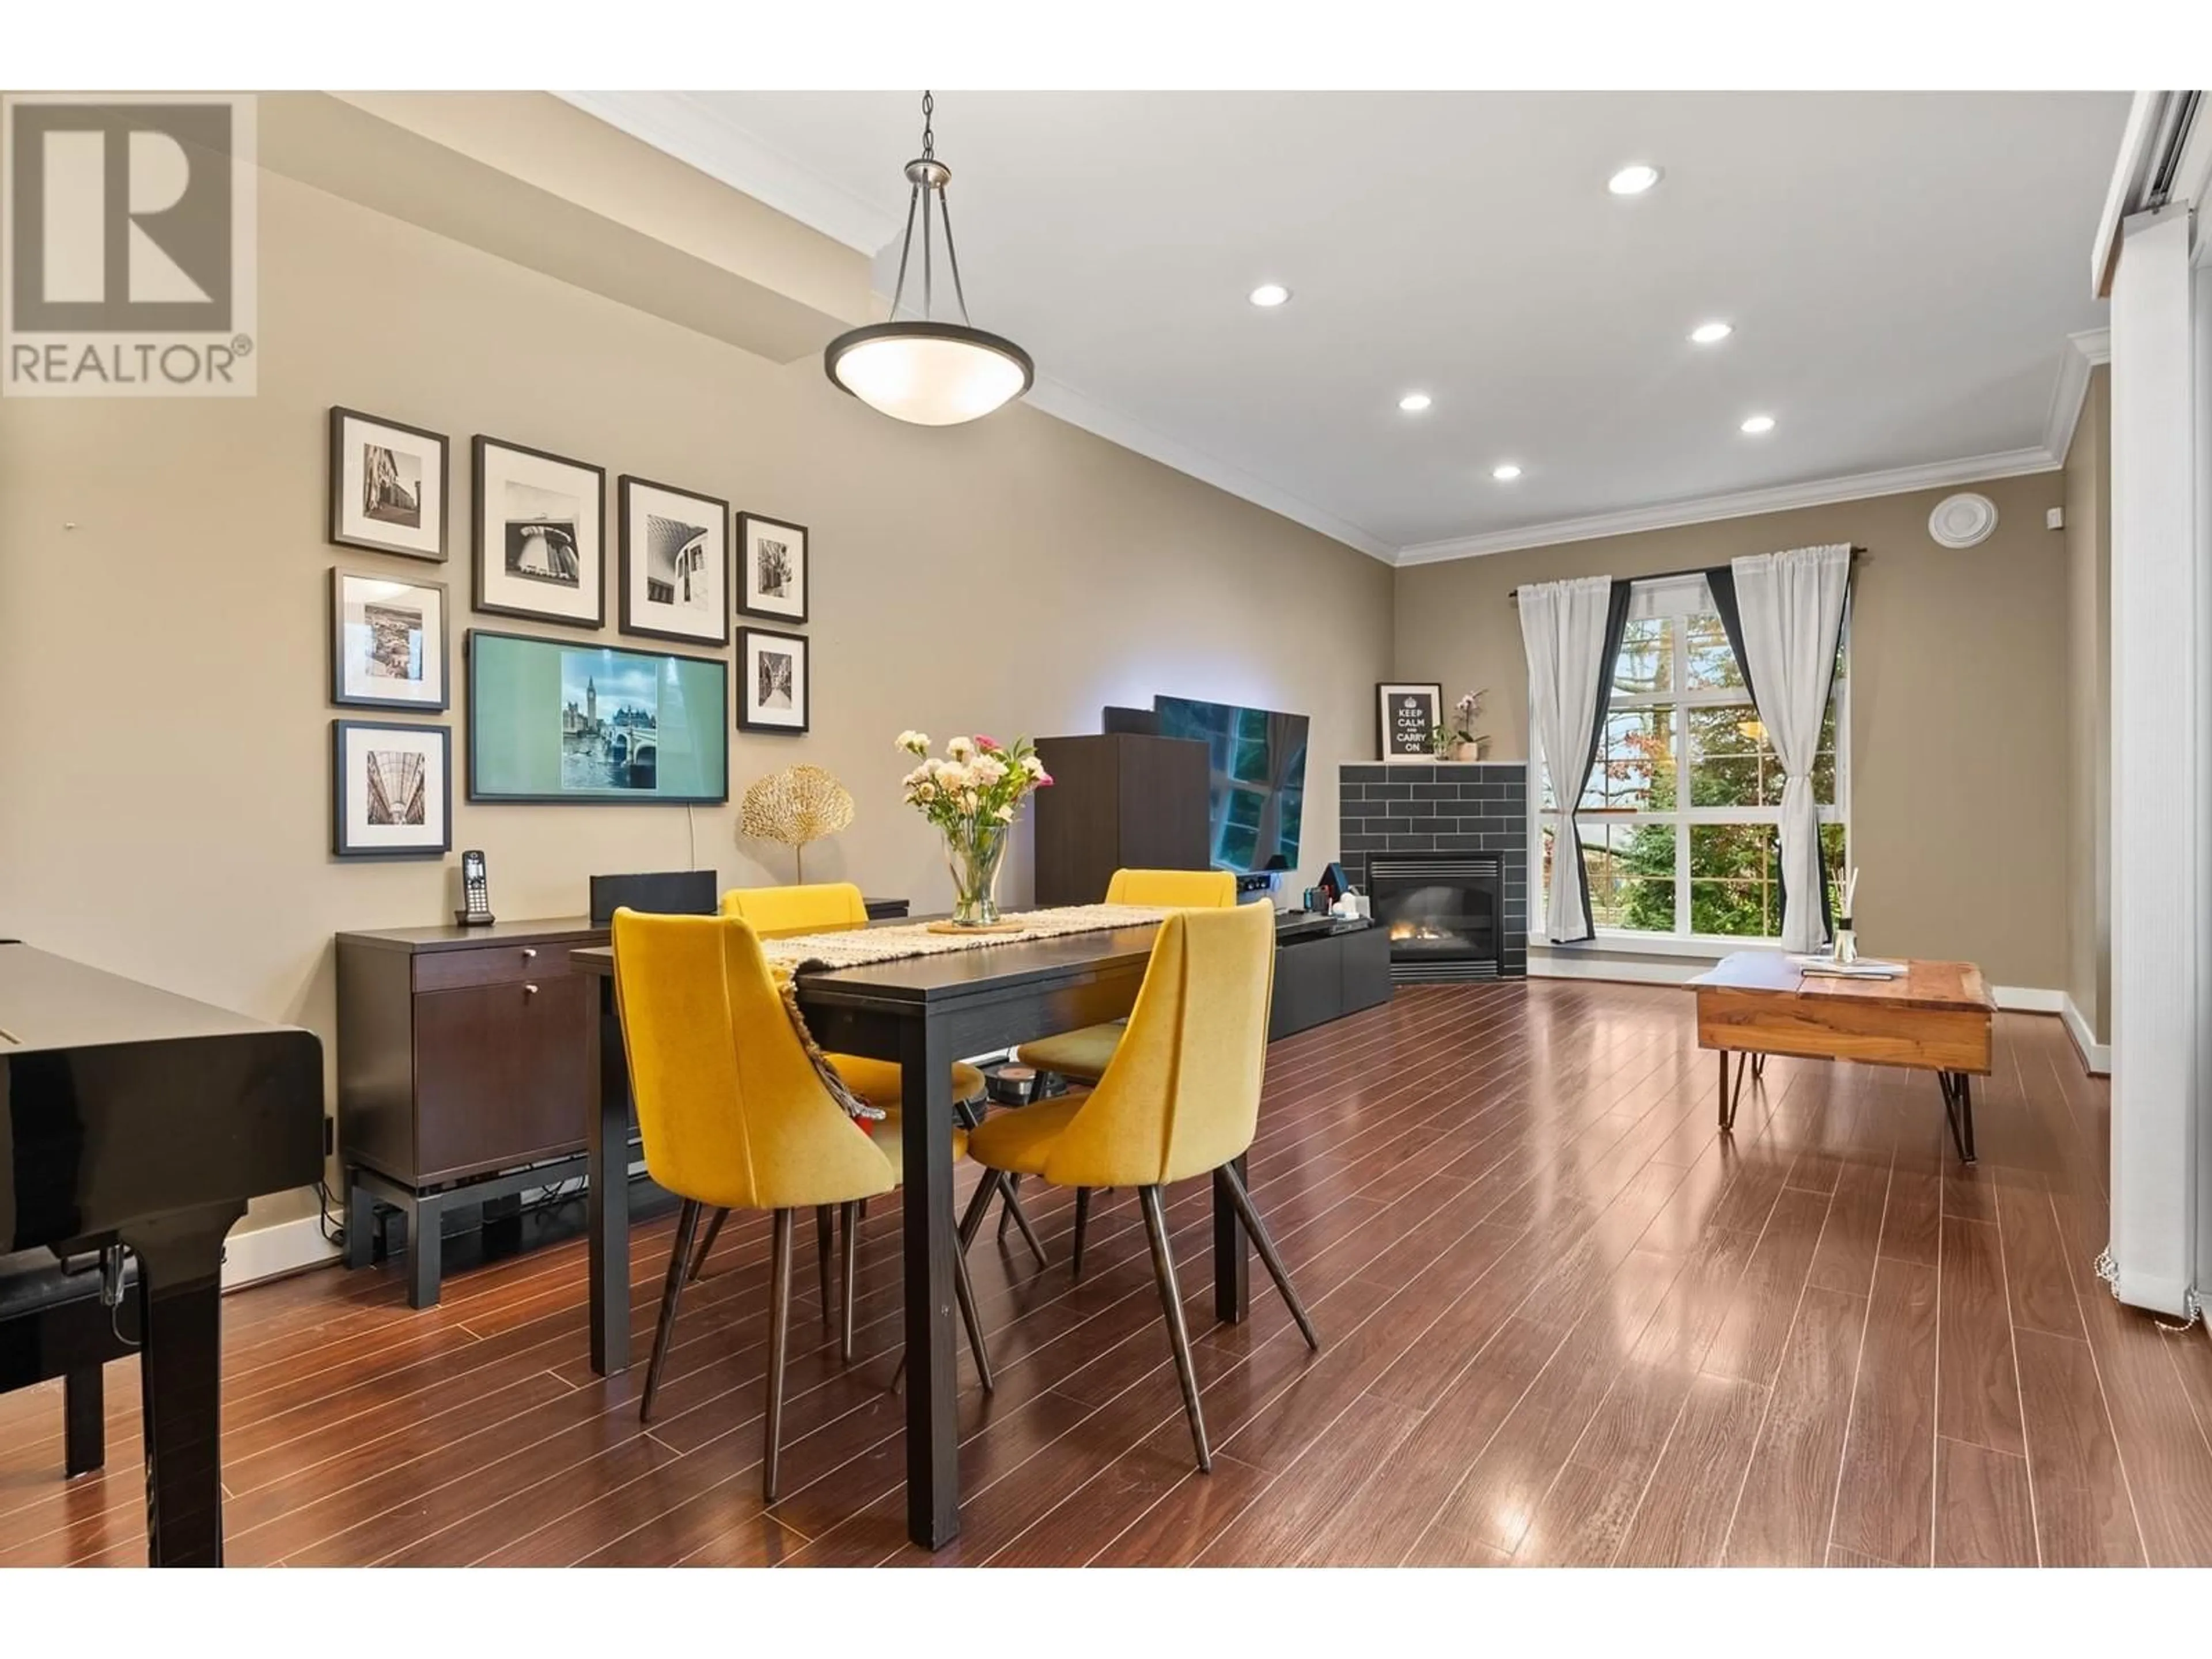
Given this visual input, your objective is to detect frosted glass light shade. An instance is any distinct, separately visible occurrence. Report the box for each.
[823,322,1035,427]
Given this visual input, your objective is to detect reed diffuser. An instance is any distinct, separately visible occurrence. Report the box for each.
[1831,861,1860,965]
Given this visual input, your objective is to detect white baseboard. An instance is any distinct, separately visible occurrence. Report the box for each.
[1991,984,2064,1014]
[2059,991,2112,1075]
[1527,950,1705,987]
[221,1212,340,1291]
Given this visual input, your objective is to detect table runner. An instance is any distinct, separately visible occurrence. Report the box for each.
[760,903,1171,972]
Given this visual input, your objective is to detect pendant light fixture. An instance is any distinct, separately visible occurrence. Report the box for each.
[823,92,1035,427]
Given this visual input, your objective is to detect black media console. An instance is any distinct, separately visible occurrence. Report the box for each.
[1269,914,1392,1040]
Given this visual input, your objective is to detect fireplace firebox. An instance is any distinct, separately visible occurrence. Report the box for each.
[1366,854,1503,982]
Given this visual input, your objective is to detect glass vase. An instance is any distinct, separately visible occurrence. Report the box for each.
[944,819,1010,926]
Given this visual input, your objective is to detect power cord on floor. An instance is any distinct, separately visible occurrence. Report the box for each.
[523,1177,589,1215]
[314,1175,348,1253]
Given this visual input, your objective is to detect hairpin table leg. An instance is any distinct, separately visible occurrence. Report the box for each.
[1718,1050,1753,1133]
[1939,1070,1977,1164]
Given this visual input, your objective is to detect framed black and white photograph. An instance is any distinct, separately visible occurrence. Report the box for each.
[332,719,452,858]
[328,407,448,561]
[329,569,449,711]
[737,627,810,734]
[473,435,606,628]
[736,512,809,624]
[1377,681,1443,763]
[619,475,729,647]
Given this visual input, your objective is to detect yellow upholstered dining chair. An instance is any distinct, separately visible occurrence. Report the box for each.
[965,901,1317,1471]
[1014,867,1240,1276]
[692,881,1045,1280]
[611,909,991,1500]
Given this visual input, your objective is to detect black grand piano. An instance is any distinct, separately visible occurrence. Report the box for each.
[0,942,322,1566]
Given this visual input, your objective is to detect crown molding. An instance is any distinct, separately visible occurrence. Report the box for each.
[2043,326,2111,463]
[553,93,2090,574]
[556,91,902,256]
[2043,329,2105,463]
[1393,446,2062,567]
[1020,374,1396,562]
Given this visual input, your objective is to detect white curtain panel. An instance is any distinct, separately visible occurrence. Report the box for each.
[1730,543,1852,952]
[1519,575,1616,942]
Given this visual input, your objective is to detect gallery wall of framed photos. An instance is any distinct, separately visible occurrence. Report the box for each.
[323,404,813,858]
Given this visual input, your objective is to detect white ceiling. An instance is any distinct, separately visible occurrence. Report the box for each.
[567,91,2126,563]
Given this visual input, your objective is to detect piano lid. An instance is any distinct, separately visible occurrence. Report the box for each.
[1,944,324,1254]
[0,942,296,1055]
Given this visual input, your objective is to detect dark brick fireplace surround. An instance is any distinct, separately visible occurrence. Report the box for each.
[1338,763,1529,980]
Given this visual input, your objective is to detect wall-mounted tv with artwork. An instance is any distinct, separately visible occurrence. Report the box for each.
[1153,694,1309,874]
[467,630,729,805]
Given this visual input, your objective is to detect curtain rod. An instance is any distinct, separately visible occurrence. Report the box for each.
[1508,546,1868,602]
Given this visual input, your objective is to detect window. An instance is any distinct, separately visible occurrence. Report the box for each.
[1533,574,1847,941]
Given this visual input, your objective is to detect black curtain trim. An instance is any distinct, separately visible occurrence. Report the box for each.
[1560,579,1635,946]
[1703,565,1756,707]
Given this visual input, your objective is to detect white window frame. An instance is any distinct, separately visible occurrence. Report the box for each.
[1528,573,1851,945]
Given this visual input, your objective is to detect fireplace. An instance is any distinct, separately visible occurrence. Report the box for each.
[1339,762,1526,976]
[1366,854,1503,982]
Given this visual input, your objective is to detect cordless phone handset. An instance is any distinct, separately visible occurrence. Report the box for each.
[456,849,495,926]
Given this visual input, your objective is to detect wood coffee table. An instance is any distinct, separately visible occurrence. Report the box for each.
[1687,952,1995,1162]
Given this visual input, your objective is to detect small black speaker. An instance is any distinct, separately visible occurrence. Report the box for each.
[1101,704,1159,735]
[590,870,718,926]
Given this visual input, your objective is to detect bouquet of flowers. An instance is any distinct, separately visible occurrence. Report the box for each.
[896,730,1053,925]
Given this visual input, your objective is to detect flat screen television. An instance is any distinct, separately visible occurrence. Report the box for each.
[1153,694,1309,874]
[467,630,729,805]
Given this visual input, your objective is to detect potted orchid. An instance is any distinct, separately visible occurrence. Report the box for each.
[896,730,1054,926]
[1439,688,1488,762]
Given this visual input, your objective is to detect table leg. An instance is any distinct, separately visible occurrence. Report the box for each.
[119,1202,244,1567]
[588,977,631,1375]
[1718,1051,1755,1132]
[1940,1071,1978,1164]
[406,1192,444,1311]
[900,1015,961,1550]
[1214,1153,1250,1324]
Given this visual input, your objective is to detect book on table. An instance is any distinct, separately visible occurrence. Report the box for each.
[1794,956,1904,979]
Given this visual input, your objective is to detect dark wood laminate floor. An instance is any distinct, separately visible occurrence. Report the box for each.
[6,980,2211,1567]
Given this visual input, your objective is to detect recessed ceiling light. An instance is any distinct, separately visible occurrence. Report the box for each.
[1398,392,1433,413]
[1740,414,1776,435]
[1690,320,1734,345]
[1608,163,1662,196]
[1491,463,1522,482]
[1248,283,1290,308]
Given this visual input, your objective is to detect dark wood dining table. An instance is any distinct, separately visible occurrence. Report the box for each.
[570,919,1254,1551]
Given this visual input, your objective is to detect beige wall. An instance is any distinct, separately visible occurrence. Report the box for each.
[1393,471,2072,990]
[2062,367,2112,1042]
[0,165,1392,1233]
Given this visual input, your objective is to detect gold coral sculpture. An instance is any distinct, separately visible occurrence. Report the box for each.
[740,764,855,882]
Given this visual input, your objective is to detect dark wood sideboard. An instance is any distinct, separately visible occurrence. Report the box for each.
[1032,733,1210,905]
[335,900,909,1308]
